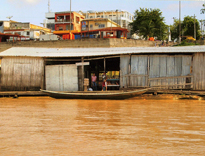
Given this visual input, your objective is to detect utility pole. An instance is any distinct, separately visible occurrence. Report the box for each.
[70,0,72,39]
[111,11,113,31]
[194,14,196,40]
[200,19,203,36]
[179,1,181,43]
[48,0,51,12]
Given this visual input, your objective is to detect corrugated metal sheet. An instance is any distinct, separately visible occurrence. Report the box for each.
[1,46,205,57]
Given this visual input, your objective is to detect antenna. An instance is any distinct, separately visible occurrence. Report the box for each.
[48,0,51,12]
[6,16,13,20]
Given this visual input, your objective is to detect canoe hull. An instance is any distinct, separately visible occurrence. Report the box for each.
[40,89,148,100]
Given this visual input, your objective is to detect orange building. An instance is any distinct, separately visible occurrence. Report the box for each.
[53,11,84,39]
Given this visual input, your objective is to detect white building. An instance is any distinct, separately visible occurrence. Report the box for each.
[79,10,133,38]
[80,10,133,29]
[44,12,55,31]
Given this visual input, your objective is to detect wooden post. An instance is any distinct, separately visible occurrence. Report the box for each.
[82,57,84,91]
[147,56,150,87]
[104,57,106,73]
[129,54,131,87]
[42,58,46,90]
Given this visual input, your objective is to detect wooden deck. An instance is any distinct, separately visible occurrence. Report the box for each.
[0,91,47,97]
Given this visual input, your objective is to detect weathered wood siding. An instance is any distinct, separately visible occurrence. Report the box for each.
[46,64,78,91]
[120,55,130,88]
[120,55,192,89]
[130,55,148,87]
[1,57,44,91]
[149,55,192,89]
[193,53,205,90]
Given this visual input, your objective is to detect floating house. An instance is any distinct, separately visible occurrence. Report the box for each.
[0,46,205,91]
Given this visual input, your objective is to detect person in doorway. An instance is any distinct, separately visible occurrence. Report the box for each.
[102,72,107,91]
[102,72,107,81]
[102,79,107,91]
[91,73,97,91]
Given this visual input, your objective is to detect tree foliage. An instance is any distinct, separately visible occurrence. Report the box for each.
[201,3,205,14]
[129,8,167,40]
[170,16,200,40]
[182,16,200,39]
[170,19,179,41]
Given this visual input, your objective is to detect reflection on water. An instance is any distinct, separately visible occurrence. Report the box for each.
[0,97,205,156]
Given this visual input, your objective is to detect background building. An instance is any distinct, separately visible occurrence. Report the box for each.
[77,18,127,39]
[4,22,51,40]
[80,10,133,29]
[80,10,134,38]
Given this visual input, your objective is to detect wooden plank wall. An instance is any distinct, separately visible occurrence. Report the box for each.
[1,57,44,91]
[120,55,192,89]
[131,55,148,87]
[46,64,78,91]
[193,53,205,90]
[149,55,192,89]
[120,55,130,88]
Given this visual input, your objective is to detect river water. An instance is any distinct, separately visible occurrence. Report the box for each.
[0,97,205,156]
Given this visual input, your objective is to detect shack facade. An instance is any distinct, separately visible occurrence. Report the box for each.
[0,46,205,91]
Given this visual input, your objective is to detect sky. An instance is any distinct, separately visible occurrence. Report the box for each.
[0,0,205,26]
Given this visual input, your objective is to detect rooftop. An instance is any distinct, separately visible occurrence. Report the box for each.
[0,46,205,58]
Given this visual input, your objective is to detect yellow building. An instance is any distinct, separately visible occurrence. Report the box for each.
[79,18,128,39]
[4,22,51,40]
[82,18,120,31]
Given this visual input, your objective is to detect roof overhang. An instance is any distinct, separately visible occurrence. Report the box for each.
[0,46,205,58]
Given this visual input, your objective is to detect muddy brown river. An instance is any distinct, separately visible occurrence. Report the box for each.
[0,97,205,156]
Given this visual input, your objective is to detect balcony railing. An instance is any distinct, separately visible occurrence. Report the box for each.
[55,19,74,23]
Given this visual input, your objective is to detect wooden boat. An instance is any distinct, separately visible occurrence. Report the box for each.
[40,88,149,100]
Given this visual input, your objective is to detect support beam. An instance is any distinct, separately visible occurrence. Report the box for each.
[147,56,150,87]
[104,57,106,73]
[128,54,131,87]
[81,57,84,91]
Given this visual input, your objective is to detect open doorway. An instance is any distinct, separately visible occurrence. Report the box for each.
[89,57,120,91]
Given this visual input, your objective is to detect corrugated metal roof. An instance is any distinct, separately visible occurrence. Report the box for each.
[0,46,205,58]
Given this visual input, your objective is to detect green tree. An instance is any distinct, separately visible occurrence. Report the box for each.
[182,16,200,40]
[129,8,167,40]
[170,16,201,41]
[170,19,179,41]
[201,3,205,14]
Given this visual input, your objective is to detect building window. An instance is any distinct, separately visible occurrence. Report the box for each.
[90,16,93,18]
[59,27,63,30]
[97,15,100,18]
[101,15,103,18]
[90,24,93,29]
[76,16,80,24]
[99,24,105,28]
[27,32,30,35]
